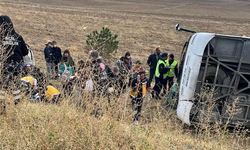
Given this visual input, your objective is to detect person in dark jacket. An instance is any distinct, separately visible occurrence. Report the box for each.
[88,50,114,118]
[52,41,62,75]
[61,49,75,73]
[0,15,28,111]
[131,70,150,125]
[44,40,56,79]
[124,52,132,72]
[147,47,161,87]
[152,53,169,100]
[88,50,114,98]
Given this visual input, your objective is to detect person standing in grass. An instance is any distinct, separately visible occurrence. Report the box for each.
[44,40,56,79]
[52,41,62,77]
[165,54,178,91]
[152,53,169,99]
[131,70,150,125]
[0,15,28,112]
[59,56,72,76]
[124,52,132,72]
[147,47,161,87]
[61,49,75,73]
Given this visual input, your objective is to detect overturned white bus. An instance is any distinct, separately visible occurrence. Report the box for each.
[175,24,250,127]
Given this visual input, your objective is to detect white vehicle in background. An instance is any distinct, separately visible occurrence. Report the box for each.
[175,24,250,127]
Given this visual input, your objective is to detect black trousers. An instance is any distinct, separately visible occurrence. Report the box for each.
[1,63,22,114]
[166,76,174,91]
[54,63,59,74]
[132,97,144,121]
[153,77,167,99]
[148,68,156,87]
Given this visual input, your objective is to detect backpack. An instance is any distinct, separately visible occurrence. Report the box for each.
[23,49,35,66]
[59,64,70,84]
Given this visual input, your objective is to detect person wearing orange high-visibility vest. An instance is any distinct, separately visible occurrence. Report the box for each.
[165,54,178,91]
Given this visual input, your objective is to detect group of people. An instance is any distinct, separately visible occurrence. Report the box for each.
[44,40,75,79]
[0,15,179,125]
[147,47,178,100]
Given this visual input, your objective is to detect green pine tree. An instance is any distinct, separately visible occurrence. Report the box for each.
[86,27,119,56]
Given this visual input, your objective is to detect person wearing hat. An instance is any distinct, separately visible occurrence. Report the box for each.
[44,40,56,79]
[165,54,178,91]
[147,47,162,87]
[131,70,150,125]
[52,41,62,76]
[152,53,170,99]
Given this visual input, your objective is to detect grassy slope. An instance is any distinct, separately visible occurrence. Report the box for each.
[1,0,250,149]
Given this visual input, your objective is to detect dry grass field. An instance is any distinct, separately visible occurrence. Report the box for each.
[1,0,250,149]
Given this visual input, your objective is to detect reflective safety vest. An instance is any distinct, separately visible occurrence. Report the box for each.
[45,85,60,101]
[155,60,168,79]
[21,76,36,86]
[130,81,147,98]
[165,60,178,77]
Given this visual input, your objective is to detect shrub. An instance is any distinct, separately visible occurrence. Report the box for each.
[86,27,119,56]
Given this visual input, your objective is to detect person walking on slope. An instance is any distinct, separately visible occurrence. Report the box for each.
[165,54,178,91]
[0,15,28,113]
[147,47,161,87]
[152,53,169,100]
[131,70,150,125]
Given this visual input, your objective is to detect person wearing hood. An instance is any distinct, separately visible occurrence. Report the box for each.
[165,54,178,91]
[0,15,28,109]
[152,53,169,100]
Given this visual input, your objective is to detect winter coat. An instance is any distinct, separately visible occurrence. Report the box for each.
[44,47,56,63]
[89,59,114,91]
[147,53,161,69]
[132,76,149,98]
[53,46,62,64]
[124,56,132,71]
[0,15,28,63]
